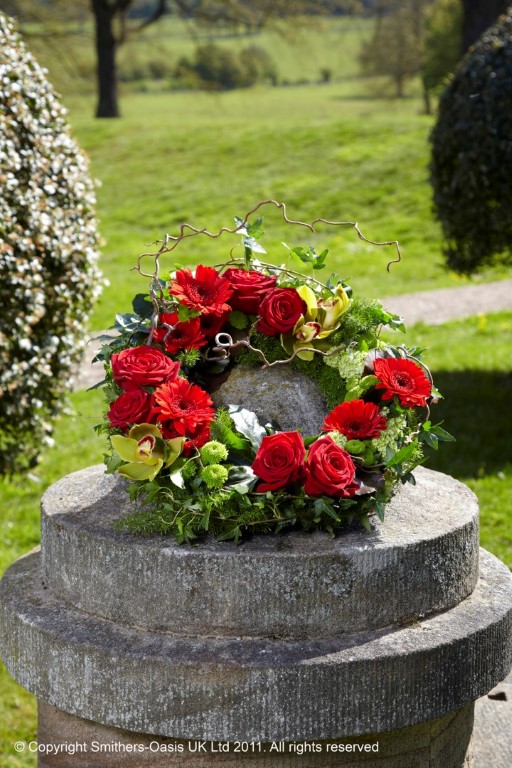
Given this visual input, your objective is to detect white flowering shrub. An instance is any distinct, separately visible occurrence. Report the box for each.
[0,13,102,474]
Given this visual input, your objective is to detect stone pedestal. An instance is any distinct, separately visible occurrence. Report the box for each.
[1,465,511,767]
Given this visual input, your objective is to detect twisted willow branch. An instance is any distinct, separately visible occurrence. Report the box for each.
[132,199,402,281]
[207,332,350,370]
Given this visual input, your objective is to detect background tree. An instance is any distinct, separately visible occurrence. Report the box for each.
[430,8,512,273]
[4,1,359,117]
[358,0,432,98]
[461,0,508,53]
[421,0,462,114]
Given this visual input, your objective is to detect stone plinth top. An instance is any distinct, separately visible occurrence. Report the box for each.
[40,465,479,638]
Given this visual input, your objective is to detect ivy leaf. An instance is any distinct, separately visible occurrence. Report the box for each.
[431,424,456,442]
[243,235,266,255]
[344,375,379,400]
[104,454,124,474]
[132,293,153,317]
[114,313,143,332]
[246,217,264,239]
[169,470,185,488]
[177,304,201,322]
[313,497,340,522]
[373,498,386,522]
[228,405,267,447]
[386,442,417,467]
[360,515,373,532]
[420,431,439,449]
[226,465,258,494]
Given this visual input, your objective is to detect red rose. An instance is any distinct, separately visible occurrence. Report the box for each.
[322,399,387,440]
[257,288,306,336]
[107,389,154,432]
[153,378,215,436]
[111,345,180,392]
[169,264,233,316]
[374,357,431,408]
[251,431,306,492]
[223,268,277,315]
[304,437,358,498]
[153,312,207,355]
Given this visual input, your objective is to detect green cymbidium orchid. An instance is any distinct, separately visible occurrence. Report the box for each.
[281,284,350,361]
[111,424,185,481]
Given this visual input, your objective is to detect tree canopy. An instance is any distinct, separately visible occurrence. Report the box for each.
[430,8,512,273]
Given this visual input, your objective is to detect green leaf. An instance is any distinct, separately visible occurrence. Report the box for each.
[114,313,144,332]
[313,497,340,522]
[177,304,201,322]
[431,424,456,442]
[169,470,185,488]
[132,293,153,317]
[344,375,379,400]
[360,514,373,532]
[386,442,417,467]
[420,431,439,449]
[373,499,386,522]
[104,454,124,474]
[228,405,267,447]
[246,217,264,238]
[228,310,249,330]
[243,235,266,255]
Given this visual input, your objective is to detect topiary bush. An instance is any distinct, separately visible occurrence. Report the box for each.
[0,13,102,475]
[430,8,512,273]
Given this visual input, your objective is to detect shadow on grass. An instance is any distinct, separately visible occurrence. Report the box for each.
[425,370,512,478]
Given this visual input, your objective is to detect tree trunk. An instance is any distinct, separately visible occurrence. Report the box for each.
[461,0,508,53]
[92,0,120,118]
[422,84,432,116]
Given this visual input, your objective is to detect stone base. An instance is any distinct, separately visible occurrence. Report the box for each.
[37,701,474,768]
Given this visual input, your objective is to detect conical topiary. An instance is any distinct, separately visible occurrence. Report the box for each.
[0,13,102,474]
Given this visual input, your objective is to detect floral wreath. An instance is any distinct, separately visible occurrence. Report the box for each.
[95,201,453,543]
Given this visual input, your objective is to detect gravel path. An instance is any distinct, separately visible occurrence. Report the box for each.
[75,278,512,391]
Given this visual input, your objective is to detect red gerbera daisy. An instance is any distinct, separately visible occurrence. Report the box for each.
[169,265,233,316]
[153,378,215,436]
[322,399,387,440]
[160,419,211,456]
[200,310,230,339]
[374,357,431,408]
[153,312,207,355]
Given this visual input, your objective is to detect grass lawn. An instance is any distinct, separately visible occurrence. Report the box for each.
[21,17,507,332]
[66,82,507,333]
[1,312,511,764]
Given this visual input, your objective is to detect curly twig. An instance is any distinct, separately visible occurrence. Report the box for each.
[207,332,348,370]
[133,199,402,281]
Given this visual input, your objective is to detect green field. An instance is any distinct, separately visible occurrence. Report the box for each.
[1,13,511,766]
[22,15,507,331]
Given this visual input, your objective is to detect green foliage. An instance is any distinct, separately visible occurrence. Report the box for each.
[173,42,278,91]
[430,9,512,272]
[359,0,432,97]
[0,14,101,475]
[422,0,462,93]
[117,475,367,544]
